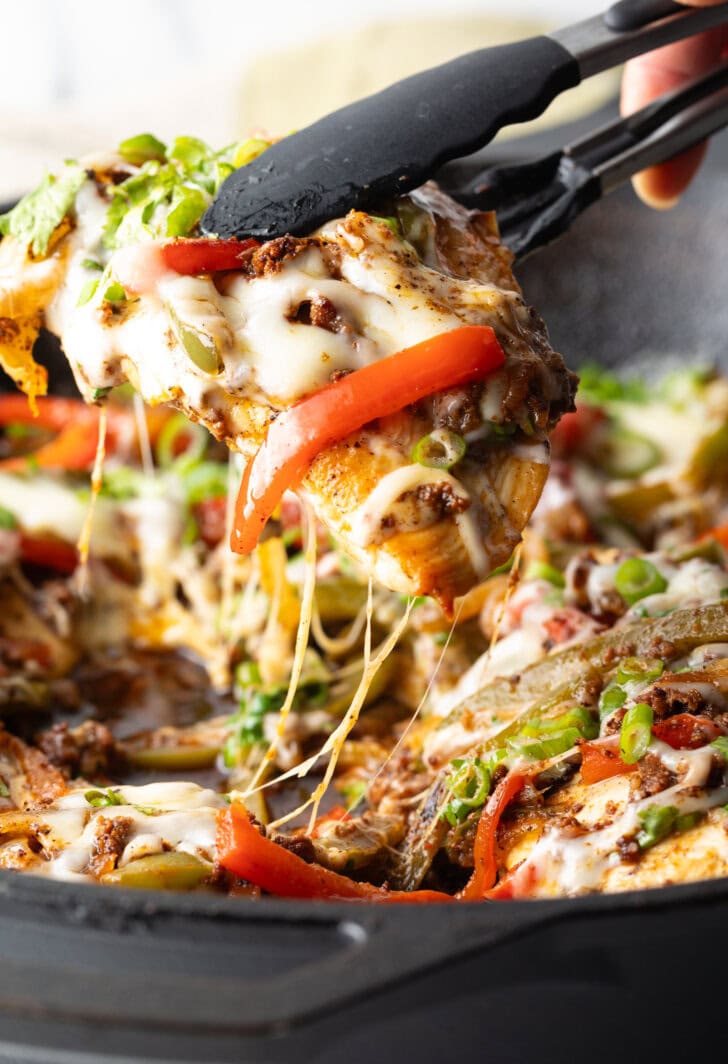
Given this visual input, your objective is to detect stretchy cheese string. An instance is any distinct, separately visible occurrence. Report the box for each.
[267,588,415,832]
[74,406,107,597]
[133,392,155,477]
[489,542,523,656]
[248,498,318,791]
[357,598,464,816]
[310,595,368,657]
[219,451,241,644]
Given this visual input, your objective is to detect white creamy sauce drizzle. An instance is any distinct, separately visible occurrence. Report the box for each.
[347,464,468,546]
[38,782,227,881]
[511,742,727,896]
[45,189,522,419]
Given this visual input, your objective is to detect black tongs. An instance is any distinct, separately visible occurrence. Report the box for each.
[203,0,728,258]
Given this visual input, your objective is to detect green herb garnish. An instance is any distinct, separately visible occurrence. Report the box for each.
[85,788,124,808]
[0,163,86,256]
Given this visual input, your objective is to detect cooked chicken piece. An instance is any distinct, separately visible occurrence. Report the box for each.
[0,157,575,609]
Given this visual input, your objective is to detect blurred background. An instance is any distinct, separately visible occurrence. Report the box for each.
[0,0,616,201]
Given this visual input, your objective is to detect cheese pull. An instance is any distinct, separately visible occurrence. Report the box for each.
[0,152,575,608]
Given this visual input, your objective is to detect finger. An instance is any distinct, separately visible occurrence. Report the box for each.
[621,23,727,207]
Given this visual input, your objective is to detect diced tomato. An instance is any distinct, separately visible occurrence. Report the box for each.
[580,737,637,785]
[193,496,227,547]
[542,607,594,646]
[19,533,78,574]
[652,713,723,750]
[550,403,606,457]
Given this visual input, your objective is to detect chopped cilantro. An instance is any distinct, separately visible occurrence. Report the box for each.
[0,163,86,256]
[118,133,167,165]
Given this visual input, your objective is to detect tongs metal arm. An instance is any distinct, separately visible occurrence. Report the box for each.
[459,60,728,261]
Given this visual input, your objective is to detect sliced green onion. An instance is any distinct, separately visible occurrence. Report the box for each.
[155,413,207,471]
[118,133,167,165]
[599,683,627,719]
[710,736,728,761]
[519,705,598,741]
[0,506,18,530]
[615,656,665,687]
[524,560,565,588]
[0,780,9,798]
[512,726,581,762]
[85,788,124,808]
[440,756,492,826]
[615,558,668,606]
[411,428,466,470]
[675,811,703,832]
[601,426,661,479]
[91,387,111,402]
[619,702,653,764]
[80,258,103,272]
[637,804,678,849]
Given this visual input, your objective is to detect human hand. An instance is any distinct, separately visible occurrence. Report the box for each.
[621,0,728,207]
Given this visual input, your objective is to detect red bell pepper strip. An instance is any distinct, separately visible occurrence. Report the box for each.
[19,533,78,574]
[1,419,101,473]
[0,395,94,433]
[216,804,451,903]
[0,395,176,472]
[579,737,638,785]
[652,713,722,750]
[457,771,526,900]
[114,238,261,295]
[231,325,506,555]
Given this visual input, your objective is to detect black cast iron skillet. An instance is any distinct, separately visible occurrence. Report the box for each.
[1,125,728,1064]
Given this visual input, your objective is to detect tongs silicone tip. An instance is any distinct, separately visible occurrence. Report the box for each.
[203,0,728,241]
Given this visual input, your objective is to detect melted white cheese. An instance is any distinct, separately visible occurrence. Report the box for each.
[38,782,227,882]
